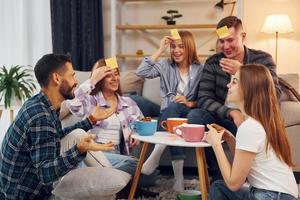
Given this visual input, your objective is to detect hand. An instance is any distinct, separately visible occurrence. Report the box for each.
[77,134,115,154]
[219,58,242,75]
[91,105,115,121]
[229,110,244,128]
[158,36,173,53]
[206,124,224,147]
[90,63,112,85]
[173,95,188,105]
[129,137,140,148]
[210,123,234,142]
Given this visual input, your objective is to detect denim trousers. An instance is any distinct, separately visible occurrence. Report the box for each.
[187,108,237,182]
[103,149,158,187]
[158,102,192,160]
[209,180,298,200]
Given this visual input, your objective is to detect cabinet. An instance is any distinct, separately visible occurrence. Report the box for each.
[110,0,242,67]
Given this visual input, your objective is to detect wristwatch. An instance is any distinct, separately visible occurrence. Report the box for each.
[88,114,97,125]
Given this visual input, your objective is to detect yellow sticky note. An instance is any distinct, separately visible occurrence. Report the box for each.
[170,29,181,40]
[216,26,231,39]
[105,56,118,69]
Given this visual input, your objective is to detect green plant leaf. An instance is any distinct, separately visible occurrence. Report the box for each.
[0,65,36,108]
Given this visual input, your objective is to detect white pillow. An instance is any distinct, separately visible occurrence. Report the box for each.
[52,167,131,199]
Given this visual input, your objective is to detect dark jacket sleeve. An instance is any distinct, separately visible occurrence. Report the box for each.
[197,62,231,119]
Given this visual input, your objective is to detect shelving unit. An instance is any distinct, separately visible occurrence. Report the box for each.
[116,24,216,30]
[110,0,243,66]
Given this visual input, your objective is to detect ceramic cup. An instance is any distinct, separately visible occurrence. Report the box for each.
[130,120,157,136]
[174,124,205,142]
[160,118,188,133]
[176,190,201,200]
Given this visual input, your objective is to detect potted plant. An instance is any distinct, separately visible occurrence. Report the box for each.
[161,10,183,25]
[0,65,36,108]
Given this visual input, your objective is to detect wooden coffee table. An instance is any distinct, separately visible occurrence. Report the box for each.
[129,131,211,200]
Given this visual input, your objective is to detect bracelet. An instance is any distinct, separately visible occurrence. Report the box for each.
[88,114,97,125]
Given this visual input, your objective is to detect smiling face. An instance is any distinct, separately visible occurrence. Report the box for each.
[102,68,120,93]
[218,27,245,60]
[170,39,186,65]
[226,70,243,105]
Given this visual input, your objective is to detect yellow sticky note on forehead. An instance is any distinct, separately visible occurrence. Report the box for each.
[105,56,118,69]
[171,29,181,40]
[216,26,231,39]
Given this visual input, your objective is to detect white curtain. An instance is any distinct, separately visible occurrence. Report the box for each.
[0,0,52,142]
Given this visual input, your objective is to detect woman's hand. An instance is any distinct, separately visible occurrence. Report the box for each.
[158,36,173,53]
[77,134,115,154]
[90,63,112,86]
[206,124,224,147]
[129,137,140,148]
[173,95,188,105]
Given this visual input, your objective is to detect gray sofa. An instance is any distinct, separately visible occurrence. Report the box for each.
[62,70,300,173]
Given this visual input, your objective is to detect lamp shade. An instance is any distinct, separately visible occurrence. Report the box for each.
[261,14,294,33]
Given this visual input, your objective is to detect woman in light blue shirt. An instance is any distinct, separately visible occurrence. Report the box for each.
[136,30,204,191]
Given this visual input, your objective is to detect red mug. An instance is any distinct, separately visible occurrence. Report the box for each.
[174,124,205,142]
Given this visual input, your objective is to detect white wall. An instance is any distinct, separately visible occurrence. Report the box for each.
[0,0,52,142]
[243,0,300,77]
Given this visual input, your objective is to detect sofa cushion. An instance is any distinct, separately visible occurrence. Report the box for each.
[281,101,300,127]
[279,73,299,101]
[120,70,144,95]
[52,167,131,199]
[142,77,161,106]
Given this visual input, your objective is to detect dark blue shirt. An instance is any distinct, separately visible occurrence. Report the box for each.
[0,92,92,200]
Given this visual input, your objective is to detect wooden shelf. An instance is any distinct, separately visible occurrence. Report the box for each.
[116,24,216,30]
[117,54,212,59]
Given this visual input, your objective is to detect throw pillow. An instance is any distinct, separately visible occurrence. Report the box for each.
[52,167,131,199]
[120,70,144,95]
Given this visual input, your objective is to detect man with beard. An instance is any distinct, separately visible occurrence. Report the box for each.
[0,54,115,200]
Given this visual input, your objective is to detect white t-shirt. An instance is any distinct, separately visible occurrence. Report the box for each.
[236,117,298,198]
[90,113,121,145]
[177,71,189,95]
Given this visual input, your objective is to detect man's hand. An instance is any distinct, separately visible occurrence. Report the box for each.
[91,105,115,121]
[219,58,242,75]
[90,64,112,86]
[77,134,115,154]
[229,110,244,128]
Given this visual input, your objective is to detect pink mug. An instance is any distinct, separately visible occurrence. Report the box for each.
[174,124,205,142]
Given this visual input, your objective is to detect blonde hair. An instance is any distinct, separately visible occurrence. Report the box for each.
[239,64,294,167]
[171,30,200,66]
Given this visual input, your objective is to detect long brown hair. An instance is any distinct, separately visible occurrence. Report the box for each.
[171,30,200,66]
[90,59,122,96]
[239,64,294,167]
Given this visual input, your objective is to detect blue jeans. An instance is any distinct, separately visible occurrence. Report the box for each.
[210,180,298,200]
[103,151,158,187]
[158,102,192,160]
[187,108,237,182]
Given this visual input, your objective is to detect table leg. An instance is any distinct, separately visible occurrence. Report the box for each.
[195,147,209,200]
[0,109,2,119]
[128,142,149,200]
